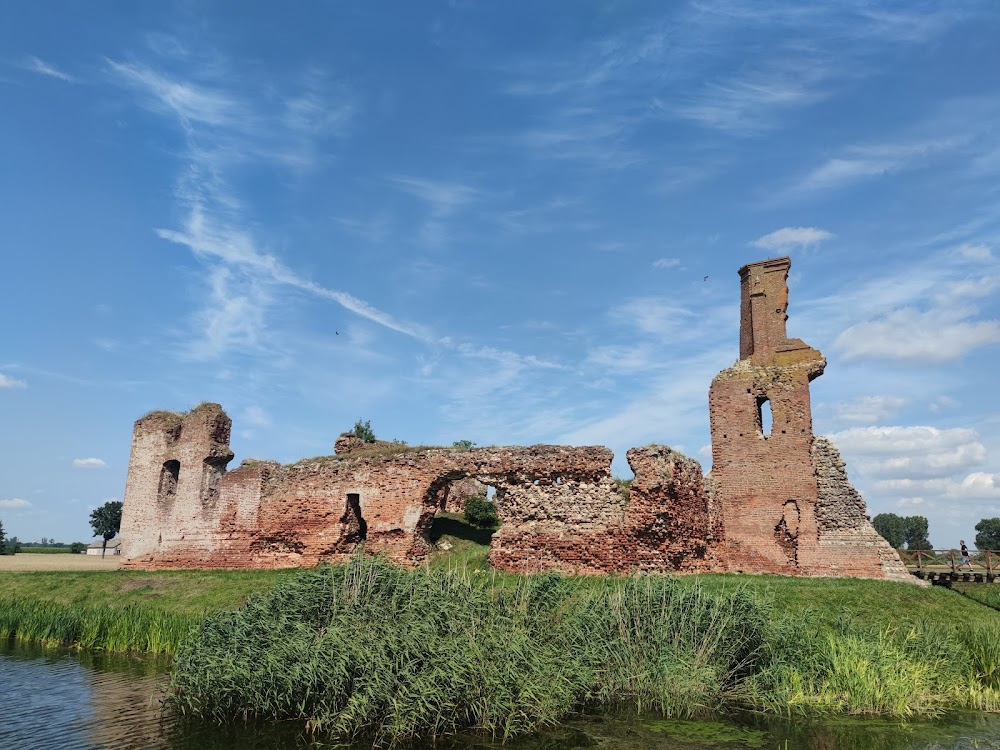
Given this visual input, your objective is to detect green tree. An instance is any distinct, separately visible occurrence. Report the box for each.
[69,541,87,554]
[464,496,499,529]
[351,419,376,443]
[0,518,7,555]
[903,515,932,550]
[452,440,476,450]
[89,500,123,558]
[975,518,1000,551]
[873,513,906,549]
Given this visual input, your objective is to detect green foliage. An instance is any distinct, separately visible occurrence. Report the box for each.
[976,518,1000,551]
[18,546,73,554]
[2,536,22,555]
[0,518,5,553]
[903,515,932,550]
[872,513,931,550]
[614,477,633,500]
[168,557,768,741]
[69,542,87,554]
[89,500,123,557]
[872,514,905,548]
[452,439,476,450]
[0,596,196,654]
[351,419,376,443]
[463,495,499,528]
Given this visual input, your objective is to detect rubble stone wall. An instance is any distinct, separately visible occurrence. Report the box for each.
[120,256,910,583]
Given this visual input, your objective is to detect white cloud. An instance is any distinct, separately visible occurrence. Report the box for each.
[833,395,906,423]
[751,226,833,252]
[23,56,75,83]
[72,458,108,469]
[612,298,695,337]
[0,498,32,509]
[0,373,27,389]
[834,306,1000,362]
[953,243,994,262]
[929,395,960,413]
[652,257,681,269]
[107,59,244,128]
[829,426,986,479]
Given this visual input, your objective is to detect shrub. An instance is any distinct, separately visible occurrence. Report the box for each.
[70,542,87,554]
[464,496,498,528]
[351,419,376,443]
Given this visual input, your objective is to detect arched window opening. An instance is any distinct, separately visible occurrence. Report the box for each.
[158,460,180,503]
[756,396,773,437]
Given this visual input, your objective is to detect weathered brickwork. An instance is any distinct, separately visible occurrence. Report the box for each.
[707,257,907,581]
[120,256,908,582]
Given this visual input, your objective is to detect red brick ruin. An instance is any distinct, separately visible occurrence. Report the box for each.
[120,257,911,581]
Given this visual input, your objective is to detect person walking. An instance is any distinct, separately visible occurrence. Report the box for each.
[960,540,973,571]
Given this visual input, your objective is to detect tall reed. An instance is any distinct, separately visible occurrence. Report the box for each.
[169,556,767,742]
[0,596,197,654]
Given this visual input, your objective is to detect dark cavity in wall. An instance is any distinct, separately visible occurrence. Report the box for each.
[158,460,180,503]
[342,492,367,543]
[201,457,229,507]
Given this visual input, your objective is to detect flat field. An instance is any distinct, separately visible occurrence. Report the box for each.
[0,553,121,571]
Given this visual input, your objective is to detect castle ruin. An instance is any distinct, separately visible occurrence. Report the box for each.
[120,257,910,582]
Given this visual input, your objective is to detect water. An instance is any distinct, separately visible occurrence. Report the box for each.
[4,641,1000,750]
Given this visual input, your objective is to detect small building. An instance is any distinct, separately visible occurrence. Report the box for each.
[87,538,122,556]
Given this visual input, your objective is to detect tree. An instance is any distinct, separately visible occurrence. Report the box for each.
[873,513,932,550]
[976,518,1000,551]
[902,515,932,550]
[464,496,499,529]
[69,542,87,554]
[0,518,7,555]
[452,440,476,450]
[873,513,906,549]
[89,500,123,558]
[351,419,376,443]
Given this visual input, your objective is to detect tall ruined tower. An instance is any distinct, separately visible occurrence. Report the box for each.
[120,403,234,563]
[708,257,910,580]
[709,257,827,574]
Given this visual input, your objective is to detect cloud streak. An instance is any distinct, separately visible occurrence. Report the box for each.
[23,55,76,83]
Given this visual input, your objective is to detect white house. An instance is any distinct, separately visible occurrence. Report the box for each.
[86,538,122,556]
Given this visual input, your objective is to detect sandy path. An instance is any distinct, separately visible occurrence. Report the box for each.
[0,554,122,572]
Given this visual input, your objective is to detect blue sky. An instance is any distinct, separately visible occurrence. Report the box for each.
[2,1,1000,548]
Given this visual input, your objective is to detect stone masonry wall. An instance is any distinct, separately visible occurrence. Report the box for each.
[121,256,908,583]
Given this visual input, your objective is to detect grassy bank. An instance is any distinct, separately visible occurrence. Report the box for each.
[6,519,1000,740]
[0,567,301,653]
[166,556,1000,743]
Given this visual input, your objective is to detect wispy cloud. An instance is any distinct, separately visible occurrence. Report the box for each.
[833,395,906,423]
[0,373,27,389]
[0,498,32,509]
[652,257,681,269]
[23,55,75,83]
[751,227,833,252]
[72,458,107,469]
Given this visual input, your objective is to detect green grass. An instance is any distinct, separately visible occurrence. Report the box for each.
[0,567,302,653]
[166,557,1000,743]
[169,556,767,742]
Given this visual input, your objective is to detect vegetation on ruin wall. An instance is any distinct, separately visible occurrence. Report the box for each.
[168,556,1000,743]
[0,568,301,654]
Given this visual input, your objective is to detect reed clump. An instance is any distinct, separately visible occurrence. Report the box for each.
[0,596,197,654]
[169,556,767,742]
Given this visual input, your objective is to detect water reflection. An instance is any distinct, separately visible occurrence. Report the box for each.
[3,640,1000,750]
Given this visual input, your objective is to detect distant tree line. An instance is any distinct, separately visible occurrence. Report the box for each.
[873,514,1000,552]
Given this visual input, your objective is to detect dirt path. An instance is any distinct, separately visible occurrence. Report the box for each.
[0,554,122,571]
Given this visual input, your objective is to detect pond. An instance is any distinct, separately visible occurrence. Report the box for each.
[3,640,1000,750]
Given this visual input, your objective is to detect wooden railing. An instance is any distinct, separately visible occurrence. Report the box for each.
[897,549,1000,582]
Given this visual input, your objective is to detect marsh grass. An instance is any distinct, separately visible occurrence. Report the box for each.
[169,556,767,742]
[0,596,197,654]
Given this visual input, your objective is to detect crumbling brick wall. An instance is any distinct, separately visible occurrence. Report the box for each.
[707,257,907,581]
[121,256,908,582]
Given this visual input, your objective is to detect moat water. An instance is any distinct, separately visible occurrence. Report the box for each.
[4,640,1000,750]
